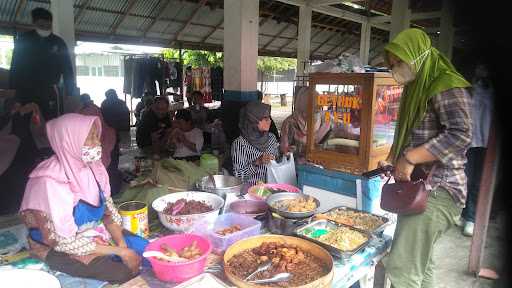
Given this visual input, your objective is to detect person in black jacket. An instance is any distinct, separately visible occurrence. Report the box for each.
[9,7,75,121]
[100,89,130,195]
[136,96,173,156]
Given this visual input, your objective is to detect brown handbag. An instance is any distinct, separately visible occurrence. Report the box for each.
[380,166,435,215]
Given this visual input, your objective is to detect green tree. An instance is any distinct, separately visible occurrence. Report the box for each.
[257,56,296,93]
[162,48,223,67]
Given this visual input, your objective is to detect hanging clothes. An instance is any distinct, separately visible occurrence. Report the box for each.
[210,66,224,101]
[192,68,203,92]
[201,67,212,103]
[167,61,182,88]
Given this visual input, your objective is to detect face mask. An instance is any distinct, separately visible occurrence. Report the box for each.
[36,29,51,37]
[81,146,102,163]
[392,62,416,84]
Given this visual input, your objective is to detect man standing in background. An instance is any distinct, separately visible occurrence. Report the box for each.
[9,7,76,121]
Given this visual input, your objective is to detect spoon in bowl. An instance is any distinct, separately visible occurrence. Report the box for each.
[142,251,188,262]
[244,260,273,281]
[248,272,293,284]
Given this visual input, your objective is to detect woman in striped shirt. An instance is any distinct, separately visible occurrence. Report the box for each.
[232,101,280,185]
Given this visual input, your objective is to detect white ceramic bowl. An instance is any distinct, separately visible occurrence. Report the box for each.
[152,191,224,232]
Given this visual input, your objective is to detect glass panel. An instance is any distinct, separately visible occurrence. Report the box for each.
[313,84,362,155]
[373,85,403,148]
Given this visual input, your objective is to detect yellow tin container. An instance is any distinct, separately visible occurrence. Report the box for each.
[119,201,149,238]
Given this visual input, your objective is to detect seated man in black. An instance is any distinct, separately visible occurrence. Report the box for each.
[136,96,173,156]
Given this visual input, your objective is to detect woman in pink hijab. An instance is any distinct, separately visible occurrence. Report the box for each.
[19,113,147,284]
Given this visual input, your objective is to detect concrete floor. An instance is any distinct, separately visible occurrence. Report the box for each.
[373,212,504,288]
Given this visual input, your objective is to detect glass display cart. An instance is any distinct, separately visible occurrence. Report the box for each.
[297,72,402,219]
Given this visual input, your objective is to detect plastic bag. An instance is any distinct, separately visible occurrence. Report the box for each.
[267,153,297,186]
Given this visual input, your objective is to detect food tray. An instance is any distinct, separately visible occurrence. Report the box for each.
[317,206,390,235]
[294,219,370,259]
[192,213,262,254]
[174,273,232,288]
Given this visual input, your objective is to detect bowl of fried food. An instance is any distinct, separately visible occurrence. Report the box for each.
[266,193,320,219]
[224,235,334,288]
[144,233,212,283]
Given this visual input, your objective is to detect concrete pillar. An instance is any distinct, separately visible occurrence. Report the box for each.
[296,5,312,77]
[359,21,371,65]
[50,0,75,67]
[223,0,259,101]
[51,0,78,112]
[390,0,411,40]
[222,0,259,144]
[439,0,454,60]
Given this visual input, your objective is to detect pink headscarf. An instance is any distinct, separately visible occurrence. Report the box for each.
[77,103,116,168]
[20,113,111,238]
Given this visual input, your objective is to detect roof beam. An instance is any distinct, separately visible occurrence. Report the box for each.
[201,19,223,43]
[169,0,208,46]
[411,11,442,20]
[110,0,138,35]
[12,0,27,22]
[277,28,298,52]
[142,0,173,37]
[262,23,293,50]
[311,30,340,54]
[311,0,360,6]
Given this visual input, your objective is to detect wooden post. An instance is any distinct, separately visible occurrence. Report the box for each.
[468,122,498,275]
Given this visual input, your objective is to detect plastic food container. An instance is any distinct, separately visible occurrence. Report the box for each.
[144,234,212,283]
[192,213,262,254]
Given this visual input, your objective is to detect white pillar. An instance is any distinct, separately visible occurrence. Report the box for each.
[51,0,78,112]
[390,0,411,40]
[50,0,75,67]
[296,5,312,77]
[439,0,454,60]
[359,21,371,65]
[223,0,259,101]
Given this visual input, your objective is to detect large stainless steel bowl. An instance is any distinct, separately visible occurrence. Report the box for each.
[266,192,320,219]
[196,175,242,199]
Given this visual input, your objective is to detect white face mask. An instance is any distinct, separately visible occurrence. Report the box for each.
[392,62,416,84]
[81,146,102,163]
[36,29,51,37]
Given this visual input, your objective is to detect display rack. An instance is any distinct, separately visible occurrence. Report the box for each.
[306,72,402,175]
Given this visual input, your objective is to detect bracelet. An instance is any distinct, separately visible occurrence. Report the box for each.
[403,153,416,166]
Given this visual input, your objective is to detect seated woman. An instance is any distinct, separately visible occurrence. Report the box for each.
[232,101,280,185]
[136,96,173,155]
[280,87,330,164]
[170,109,204,162]
[19,114,148,284]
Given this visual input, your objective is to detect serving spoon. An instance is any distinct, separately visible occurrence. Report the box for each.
[142,251,188,262]
[244,260,273,281]
[248,272,293,284]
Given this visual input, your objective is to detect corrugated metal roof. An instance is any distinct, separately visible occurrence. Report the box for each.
[0,0,406,60]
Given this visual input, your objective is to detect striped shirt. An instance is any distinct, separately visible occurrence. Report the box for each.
[406,88,472,207]
[232,134,280,185]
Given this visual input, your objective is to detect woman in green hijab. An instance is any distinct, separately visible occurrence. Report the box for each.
[380,29,472,288]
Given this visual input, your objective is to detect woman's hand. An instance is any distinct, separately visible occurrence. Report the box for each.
[378,159,393,178]
[255,153,274,165]
[119,248,141,275]
[393,156,414,182]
